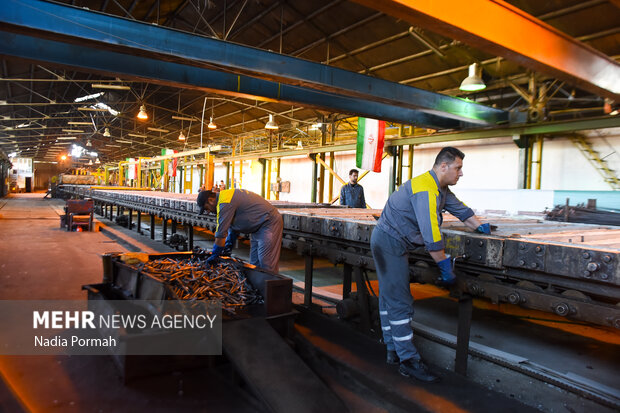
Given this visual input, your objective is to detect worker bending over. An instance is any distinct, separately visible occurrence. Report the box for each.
[197,189,283,273]
[371,146,491,383]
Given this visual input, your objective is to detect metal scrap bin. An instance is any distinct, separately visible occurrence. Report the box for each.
[84,252,294,382]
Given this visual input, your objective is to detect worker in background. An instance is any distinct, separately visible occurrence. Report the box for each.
[197,189,283,273]
[371,146,491,383]
[219,180,226,191]
[340,169,366,208]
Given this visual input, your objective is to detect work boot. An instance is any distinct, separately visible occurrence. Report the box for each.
[386,349,399,365]
[399,358,440,383]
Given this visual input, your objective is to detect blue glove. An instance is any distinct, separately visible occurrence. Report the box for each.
[223,230,238,256]
[476,223,491,235]
[206,244,225,266]
[437,258,456,286]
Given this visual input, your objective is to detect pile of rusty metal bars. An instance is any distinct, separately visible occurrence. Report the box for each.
[138,257,263,311]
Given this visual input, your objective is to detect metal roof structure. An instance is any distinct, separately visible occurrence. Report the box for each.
[0,0,618,163]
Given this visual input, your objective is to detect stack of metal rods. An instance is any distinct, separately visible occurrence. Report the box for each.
[138,257,263,311]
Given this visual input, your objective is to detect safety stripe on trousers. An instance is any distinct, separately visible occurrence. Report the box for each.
[393,333,413,341]
[389,318,411,325]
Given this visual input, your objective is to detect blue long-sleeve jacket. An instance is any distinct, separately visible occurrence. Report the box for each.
[376,170,474,251]
[340,183,366,208]
[214,189,280,238]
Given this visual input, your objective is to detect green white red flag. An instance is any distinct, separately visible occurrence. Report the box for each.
[356,117,385,172]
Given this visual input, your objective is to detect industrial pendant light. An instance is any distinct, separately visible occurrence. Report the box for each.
[178,131,186,141]
[103,127,111,137]
[95,157,101,164]
[460,63,486,92]
[137,104,148,120]
[296,140,303,150]
[86,139,92,147]
[88,159,93,166]
[208,116,217,129]
[265,114,278,130]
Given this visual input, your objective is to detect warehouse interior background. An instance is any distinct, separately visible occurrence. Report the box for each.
[0,1,619,412]
[0,0,618,209]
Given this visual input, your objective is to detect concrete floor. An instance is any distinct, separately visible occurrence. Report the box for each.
[1,193,618,412]
[0,194,262,412]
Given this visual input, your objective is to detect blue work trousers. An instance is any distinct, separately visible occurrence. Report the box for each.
[249,211,283,273]
[370,226,420,362]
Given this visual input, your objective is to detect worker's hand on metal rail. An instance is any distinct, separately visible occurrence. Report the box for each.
[207,244,225,266]
[476,223,492,235]
[436,257,456,286]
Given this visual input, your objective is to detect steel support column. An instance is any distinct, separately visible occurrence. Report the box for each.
[310,154,318,203]
[342,263,352,298]
[150,214,155,240]
[455,294,473,376]
[535,136,544,190]
[407,144,414,180]
[328,152,335,201]
[136,210,141,234]
[304,254,314,306]
[225,162,230,189]
[353,266,371,333]
[259,159,266,198]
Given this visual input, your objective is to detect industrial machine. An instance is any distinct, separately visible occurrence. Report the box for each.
[60,185,619,333]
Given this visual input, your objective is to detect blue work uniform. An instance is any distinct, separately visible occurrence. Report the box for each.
[214,189,283,273]
[340,183,366,208]
[370,170,474,362]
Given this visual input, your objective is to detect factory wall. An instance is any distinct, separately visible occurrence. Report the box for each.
[33,162,63,190]
[206,132,619,213]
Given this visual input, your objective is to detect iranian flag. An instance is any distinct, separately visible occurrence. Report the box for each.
[160,149,178,177]
[356,117,385,172]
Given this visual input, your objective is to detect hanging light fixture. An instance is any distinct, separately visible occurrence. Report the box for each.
[86,139,92,147]
[208,116,217,129]
[88,159,93,166]
[103,127,111,137]
[95,157,101,164]
[265,114,278,130]
[137,105,148,120]
[296,140,303,150]
[459,63,486,92]
[178,131,186,141]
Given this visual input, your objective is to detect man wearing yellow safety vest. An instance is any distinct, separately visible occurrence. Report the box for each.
[371,146,491,383]
[197,188,283,273]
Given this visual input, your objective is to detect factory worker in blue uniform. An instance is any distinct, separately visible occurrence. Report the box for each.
[340,169,366,208]
[371,146,491,383]
[197,189,283,273]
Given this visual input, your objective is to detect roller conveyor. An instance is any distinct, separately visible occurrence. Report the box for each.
[58,185,620,330]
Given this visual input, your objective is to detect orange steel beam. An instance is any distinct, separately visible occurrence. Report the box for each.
[352,0,620,100]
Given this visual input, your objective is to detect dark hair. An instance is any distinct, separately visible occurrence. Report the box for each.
[434,147,465,167]
[196,190,217,214]
[349,169,359,176]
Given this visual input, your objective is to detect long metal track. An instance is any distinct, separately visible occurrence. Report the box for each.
[409,321,620,410]
[59,185,620,329]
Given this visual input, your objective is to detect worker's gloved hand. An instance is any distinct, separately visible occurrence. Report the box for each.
[437,257,456,286]
[476,223,491,235]
[223,230,238,256]
[206,244,225,266]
